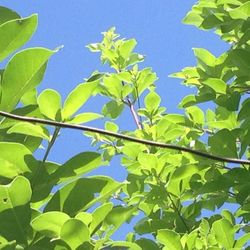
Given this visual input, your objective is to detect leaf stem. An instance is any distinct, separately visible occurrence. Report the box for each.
[31,127,60,187]
[167,192,190,233]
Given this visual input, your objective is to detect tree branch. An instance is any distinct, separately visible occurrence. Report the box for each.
[0,110,250,165]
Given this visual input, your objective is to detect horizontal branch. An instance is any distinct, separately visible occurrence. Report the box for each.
[0,110,249,165]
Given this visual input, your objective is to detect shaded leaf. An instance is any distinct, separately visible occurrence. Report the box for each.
[0,6,20,25]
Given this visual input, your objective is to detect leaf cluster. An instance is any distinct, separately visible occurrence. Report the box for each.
[0,1,250,249]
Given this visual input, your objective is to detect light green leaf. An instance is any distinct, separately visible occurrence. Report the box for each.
[7,122,50,140]
[229,2,250,20]
[145,91,161,112]
[156,229,183,250]
[89,202,113,234]
[171,165,200,181]
[38,89,62,120]
[234,233,250,248]
[0,14,38,62]
[102,75,122,99]
[0,47,55,112]
[0,142,37,179]
[75,212,92,226]
[63,82,97,119]
[211,219,235,249]
[203,78,227,94]
[138,153,158,171]
[31,211,70,238]
[0,6,20,25]
[186,106,204,125]
[193,48,216,68]
[20,88,38,105]
[69,112,102,124]
[119,39,137,60]
[60,219,90,249]
[0,176,32,244]
[51,152,102,183]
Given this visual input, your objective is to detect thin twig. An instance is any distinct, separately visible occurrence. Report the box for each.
[1,110,250,165]
[167,192,190,233]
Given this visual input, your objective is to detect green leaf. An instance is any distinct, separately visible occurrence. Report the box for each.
[0,176,32,244]
[138,153,158,171]
[193,48,216,68]
[103,205,138,236]
[60,219,90,249]
[119,39,137,60]
[7,122,50,140]
[89,202,113,234]
[229,2,250,20]
[31,211,70,238]
[186,106,204,125]
[208,129,238,158]
[0,142,37,179]
[45,176,123,216]
[62,82,97,119]
[211,219,235,249]
[0,6,20,25]
[156,229,183,250]
[106,241,142,250]
[135,238,160,250]
[38,89,62,120]
[68,112,102,124]
[145,91,161,112]
[0,14,38,62]
[21,88,38,106]
[171,165,200,181]
[75,212,92,226]
[234,233,250,249]
[102,100,124,119]
[230,49,250,74]
[0,47,55,112]
[203,78,227,94]
[51,152,102,183]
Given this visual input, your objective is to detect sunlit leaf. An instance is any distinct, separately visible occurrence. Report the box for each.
[211,219,235,249]
[156,229,183,250]
[0,14,37,62]
[0,176,32,244]
[7,122,50,140]
[63,82,97,119]
[60,219,90,249]
[38,89,62,120]
[0,142,37,179]
[0,48,55,112]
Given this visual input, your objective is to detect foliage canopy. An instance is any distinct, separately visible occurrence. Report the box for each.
[0,1,250,249]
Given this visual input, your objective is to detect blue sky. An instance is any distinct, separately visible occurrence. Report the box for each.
[1,1,229,240]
